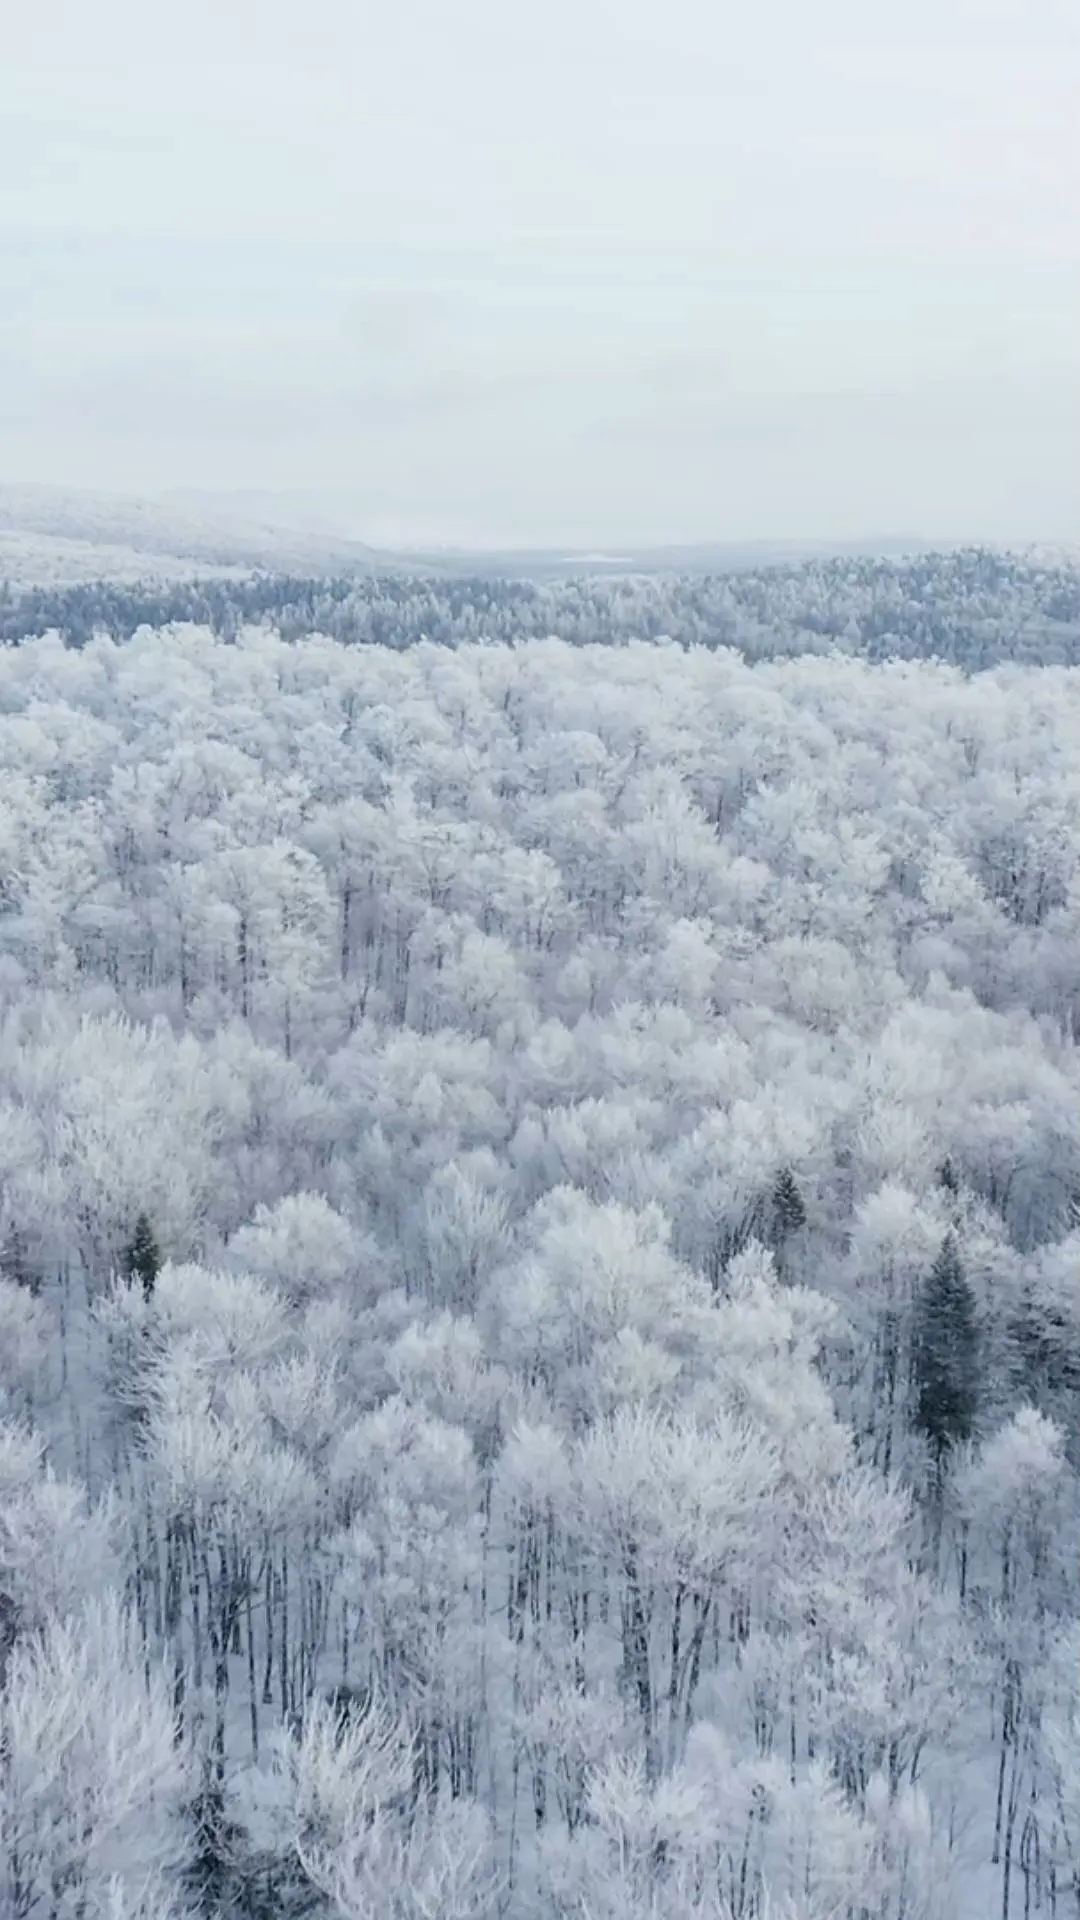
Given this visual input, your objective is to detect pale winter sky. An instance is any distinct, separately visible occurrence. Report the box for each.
[1,0,1077,548]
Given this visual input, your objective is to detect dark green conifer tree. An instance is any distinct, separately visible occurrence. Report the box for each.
[912,1231,979,1462]
[0,1224,39,1294]
[770,1166,806,1243]
[123,1212,162,1301]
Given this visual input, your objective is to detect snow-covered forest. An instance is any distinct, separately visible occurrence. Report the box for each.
[4,546,1080,667]
[4,566,1080,1919]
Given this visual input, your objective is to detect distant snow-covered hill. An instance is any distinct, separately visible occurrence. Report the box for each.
[0,483,390,577]
[0,529,251,587]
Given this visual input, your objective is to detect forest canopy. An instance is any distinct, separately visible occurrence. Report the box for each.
[2,578,1080,1919]
[2,544,1079,669]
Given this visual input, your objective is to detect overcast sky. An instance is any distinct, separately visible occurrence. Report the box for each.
[2,0,1077,548]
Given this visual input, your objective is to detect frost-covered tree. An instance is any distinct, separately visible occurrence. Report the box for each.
[0,1598,191,1919]
[2,587,1080,1918]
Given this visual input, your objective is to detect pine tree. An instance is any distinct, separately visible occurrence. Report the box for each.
[770,1166,806,1244]
[912,1231,979,1462]
[0,1225,39,1294]
[1010,1291,1080,1400]
[123,1212,162,1301]
[0,1590,17,1691]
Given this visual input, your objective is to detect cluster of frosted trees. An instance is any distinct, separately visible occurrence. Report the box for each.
[4,621,1080,1917]
[3,546,1078,666]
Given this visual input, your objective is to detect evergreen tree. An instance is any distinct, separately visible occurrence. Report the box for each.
[770,1166,807,1244]
[0,1224,39,1294]
[123,1212,162,1301]
[181,1766,259,1920]
[1009,1291,1080,1401]
[912,1231,979,1462]
[0,1589,17,1691]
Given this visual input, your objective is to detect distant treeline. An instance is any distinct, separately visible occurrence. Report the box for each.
[2,547,1079,669]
